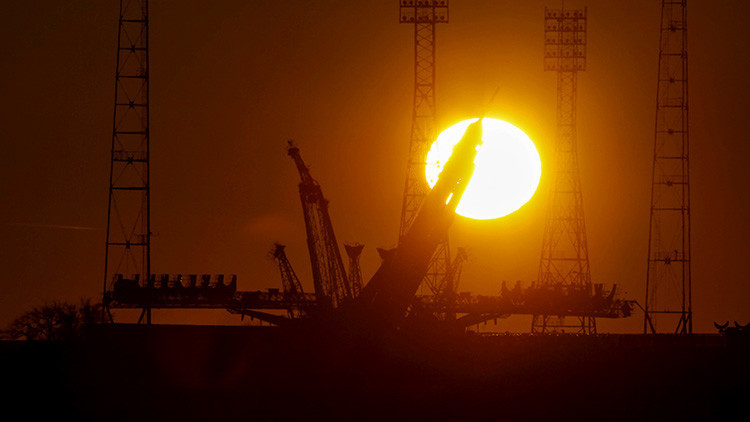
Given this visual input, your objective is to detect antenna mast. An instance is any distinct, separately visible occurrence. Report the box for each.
[644,0,691,334]
[103,0,151,323]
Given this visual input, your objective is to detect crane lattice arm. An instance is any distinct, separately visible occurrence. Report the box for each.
[287,141,352,310]
[271,243,306,319]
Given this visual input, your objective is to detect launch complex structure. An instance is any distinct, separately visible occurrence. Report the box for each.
[103,0,694,334]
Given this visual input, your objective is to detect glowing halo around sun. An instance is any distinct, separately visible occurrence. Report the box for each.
[425,118,542,220]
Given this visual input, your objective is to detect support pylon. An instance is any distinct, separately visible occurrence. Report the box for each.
[532,6,594,334]
[345,243,365,298]
[398,0,450,295]
[644,0,691,335]
[103,0,151,324]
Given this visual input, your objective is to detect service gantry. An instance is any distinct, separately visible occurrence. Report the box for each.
[398,1,451,296]
[532,6,595,334]
[644,0,692,335]
[103,0,152,323]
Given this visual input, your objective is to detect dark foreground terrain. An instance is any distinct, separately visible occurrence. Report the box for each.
[2,324,748,420]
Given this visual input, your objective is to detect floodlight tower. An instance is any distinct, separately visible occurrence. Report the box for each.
[398,0,450,295]
[532,6,594,334]
[103,0,152,323]
[644,0,691,335]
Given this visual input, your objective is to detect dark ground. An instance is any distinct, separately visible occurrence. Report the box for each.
[2,324,748,420]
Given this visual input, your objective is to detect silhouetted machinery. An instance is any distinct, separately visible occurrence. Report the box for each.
[270,243,308,319]
[287,142,353,310]
[109,273,237,307]
[105,119,633,329]
[273,120,633,329]
[230,122,484,329]
[351,120,484,327]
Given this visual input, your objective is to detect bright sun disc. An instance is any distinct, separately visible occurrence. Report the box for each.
[426,118,541,220]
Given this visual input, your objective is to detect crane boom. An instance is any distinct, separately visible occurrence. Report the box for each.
[287,142,352,310]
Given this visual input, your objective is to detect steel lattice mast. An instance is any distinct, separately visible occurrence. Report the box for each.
[532,6,594,334]
[103,0,151,323]
[644,0,691,335]
[287,143,352,310]
[398,0,450,296]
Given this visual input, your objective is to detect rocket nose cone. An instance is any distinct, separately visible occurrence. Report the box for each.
[461,119,484,147]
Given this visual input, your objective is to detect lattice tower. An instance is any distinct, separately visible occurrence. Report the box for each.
[398,0,450,296]
[644,0,691,335]
[103,0,151,323]
[532,6,594,334]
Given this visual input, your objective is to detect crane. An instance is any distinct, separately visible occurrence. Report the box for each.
[287,142,352,310]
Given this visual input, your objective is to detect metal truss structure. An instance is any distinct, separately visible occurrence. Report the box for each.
[288,142,352,309]
[103,0,152,323]
[345,243,365,298]
[107,281,632,329]
[272,244,307,319]
[398,1,450,296]
[442,246,467,321]
[532,6,595,334]
[644,0,691,335]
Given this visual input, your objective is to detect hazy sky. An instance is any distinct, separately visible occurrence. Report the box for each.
[1,0,749,333]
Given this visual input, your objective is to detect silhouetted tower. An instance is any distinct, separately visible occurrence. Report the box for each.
[287,142,351,309]
[103,0,151,323]
[271,244,306,319]
[532,6,594,334]
[398,0,450,295]
[644,0,691,335]
[344,243,365,297]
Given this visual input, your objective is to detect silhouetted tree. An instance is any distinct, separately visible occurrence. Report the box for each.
[3,299,105,341]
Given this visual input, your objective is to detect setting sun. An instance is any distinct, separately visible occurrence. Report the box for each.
[425,118,541,220]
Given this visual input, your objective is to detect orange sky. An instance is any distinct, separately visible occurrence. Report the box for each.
[1,0,749,333]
